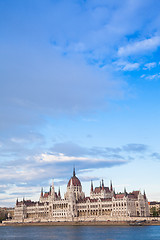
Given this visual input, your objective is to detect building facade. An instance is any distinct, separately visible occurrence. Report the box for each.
[14,169,149,222]
[148,201,160,216]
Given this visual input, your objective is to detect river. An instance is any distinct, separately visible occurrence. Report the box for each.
[0,225,160,240]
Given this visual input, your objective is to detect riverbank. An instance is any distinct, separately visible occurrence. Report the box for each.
[1,220,160,227]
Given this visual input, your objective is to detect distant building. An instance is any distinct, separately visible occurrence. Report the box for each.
[148,201,160,216]
[0,207,14,221]
[14,168,149,222]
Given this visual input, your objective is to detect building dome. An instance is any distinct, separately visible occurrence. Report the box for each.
[67,176,81,187]
[67,168,81,187]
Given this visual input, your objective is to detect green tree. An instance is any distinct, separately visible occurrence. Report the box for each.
[0,210,8,223]
[150,207,159,217]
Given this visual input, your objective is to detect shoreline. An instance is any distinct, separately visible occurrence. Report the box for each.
[1,221,160,227]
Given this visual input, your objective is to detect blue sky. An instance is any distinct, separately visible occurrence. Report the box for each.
[0,0,160,206]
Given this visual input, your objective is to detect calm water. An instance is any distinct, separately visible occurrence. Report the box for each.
[0,226,160,240]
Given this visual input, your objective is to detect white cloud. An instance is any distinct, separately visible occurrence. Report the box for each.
[143,62,157,70]
[35,153,90,163]
[34,152,127,164]
[114,60,140,71]
[0,166,45,182]
[145,74,160,80]
[123,62,140,71]
[140,74,146,78]
[10,137,26,144]
[118,36,160,57]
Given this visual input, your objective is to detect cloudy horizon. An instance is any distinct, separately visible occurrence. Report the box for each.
[0,0,160,207]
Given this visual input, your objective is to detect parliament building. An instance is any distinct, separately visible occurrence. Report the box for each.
[14,168,149,222]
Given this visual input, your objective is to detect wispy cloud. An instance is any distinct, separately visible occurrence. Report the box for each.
[0,140,159,206]
[118,36,160,57]
[142,73,160,80]
[151,152,160,160]
[1,0,160,206]
[114,60,140,71]
[122,143,148,153]
[143,62,157,70]
[146,74,160,80]
[1,141,148,187]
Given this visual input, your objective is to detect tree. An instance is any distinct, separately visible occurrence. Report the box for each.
[0,210,8,223]
[150,207,159,217]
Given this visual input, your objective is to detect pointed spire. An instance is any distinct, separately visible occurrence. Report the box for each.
[110,180,113,191]
[100,181,102,189]
[102,179,104,190]
[124,187,127,196]
[51,180,55,197]
[16,198,18,205]
[41,187,43,197]
[58,187,61,197]
[52,179,54,190]
[91,180,93,192]
[50,185,52,194]
[144,190,146,199]
[73,166,76,177]
[23,197,25,203]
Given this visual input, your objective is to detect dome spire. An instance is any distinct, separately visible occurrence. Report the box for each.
[73,166,76,177]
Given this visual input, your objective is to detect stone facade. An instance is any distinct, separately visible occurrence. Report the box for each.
[14,169,149,222]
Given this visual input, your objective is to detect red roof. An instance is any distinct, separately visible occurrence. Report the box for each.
[115,194,125,199]
[43,192,49,198]
[77,197,112,204]
[93,186,110,193]
[94,187,101,193]
[67,176,81,187]
[132,191,140,197]
[104,187,110,192]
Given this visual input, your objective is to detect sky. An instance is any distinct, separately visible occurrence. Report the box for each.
[0,0,160,207]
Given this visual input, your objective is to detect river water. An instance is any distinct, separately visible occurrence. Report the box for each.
[0,226,160,240]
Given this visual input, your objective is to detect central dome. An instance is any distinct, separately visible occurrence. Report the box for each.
[67,168,81,187]
[67,176,81,187]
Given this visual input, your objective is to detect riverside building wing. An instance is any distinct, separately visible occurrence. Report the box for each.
[13,168,149,222]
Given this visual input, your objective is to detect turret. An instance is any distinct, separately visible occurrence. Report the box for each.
[110,180,113,191]
[41,187,43,197]
[91,180,93,192]
[51,180,55,197]
[16,198,18,206]
[124,187,127,196]
[52,180,54,191]
[144,190,146,200]
[58,187,61,198]
[102,179,104,190]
